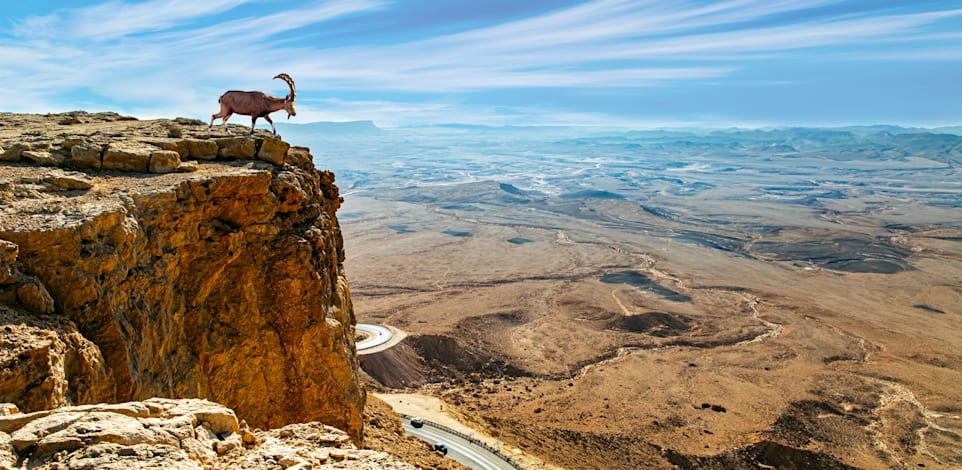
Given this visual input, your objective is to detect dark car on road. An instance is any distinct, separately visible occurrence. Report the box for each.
[411,417,425,428]
[433,443,448,455]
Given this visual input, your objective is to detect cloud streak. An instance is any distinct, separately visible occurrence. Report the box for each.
[13,0,256,40]
[3,0,961,125]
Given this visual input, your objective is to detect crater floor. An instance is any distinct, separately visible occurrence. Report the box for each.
[329,127,962,469]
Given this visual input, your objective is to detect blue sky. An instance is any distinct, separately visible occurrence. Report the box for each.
[2,0,960,127]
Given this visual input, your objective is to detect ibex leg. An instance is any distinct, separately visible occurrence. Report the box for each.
[209,112,233,134]
[264,115,277,136]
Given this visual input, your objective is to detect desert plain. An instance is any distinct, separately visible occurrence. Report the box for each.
[286,124,962,469]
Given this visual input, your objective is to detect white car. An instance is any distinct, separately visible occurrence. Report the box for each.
[410,417,425,428]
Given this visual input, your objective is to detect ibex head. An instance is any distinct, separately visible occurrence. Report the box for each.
[274,73,297,119]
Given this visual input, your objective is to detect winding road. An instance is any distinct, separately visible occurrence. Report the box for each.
[355,323,406,354]
[401,416,520,470]
[357,327,521,469]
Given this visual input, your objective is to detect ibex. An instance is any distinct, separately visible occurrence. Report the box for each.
[209,73,296,137]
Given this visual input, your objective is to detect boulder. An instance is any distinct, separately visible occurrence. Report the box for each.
[70,143,104,170]
[258,137,290,165]
[61,137,86,150]
[216,137,256,159]
[44,170,94,191]
[146,139,190,160]
[186,139,218,160]
[176,161,199,172]
[21,151,64,167]
[103,143,153,172]
[287,146,313,169]
[149,150,182,174]
[0,144,28,162]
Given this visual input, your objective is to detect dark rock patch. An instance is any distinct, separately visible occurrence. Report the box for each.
[411,334,527,381]
[610,312,694,337]
[751,238,913,273]
[665,440,859,470]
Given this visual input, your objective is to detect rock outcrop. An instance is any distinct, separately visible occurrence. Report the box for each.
[0,397,414,469]
[0,112,364,442]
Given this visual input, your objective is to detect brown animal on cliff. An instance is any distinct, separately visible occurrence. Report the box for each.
[209,73,297,137]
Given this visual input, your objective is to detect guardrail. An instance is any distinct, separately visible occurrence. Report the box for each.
[399,412,524,470]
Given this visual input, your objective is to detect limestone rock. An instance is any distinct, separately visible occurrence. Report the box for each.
[61,136,86,150]
[0,398,222,467]
[0,306,112,413]
[0,144,28,162]
[70,143,104,170]
[176,161,199,172]
[44,169,94,190]
[21,151,65,167]
[59,114,84,125]
[1,239,59,315]
[103,143,153,172]
[186,139,218,160]
[15,278,54,314]
[258,137,290,165]
[149,150,181,174]
[0,398,414,470]
[286,146,312,169]
[216,137,256,159]
[146,138,190,160]
[0,240,16,285]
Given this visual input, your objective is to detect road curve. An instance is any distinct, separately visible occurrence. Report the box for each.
[355,323,406,354]
[401,416,519,470]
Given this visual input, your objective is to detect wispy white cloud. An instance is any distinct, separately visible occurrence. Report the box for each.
[13,0,257,40]
[2,0,961,125]
[284,0,962,93]
[152,0,387,46]
[598,8,962,58]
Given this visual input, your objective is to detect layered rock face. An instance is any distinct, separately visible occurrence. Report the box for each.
[0,112,364,442]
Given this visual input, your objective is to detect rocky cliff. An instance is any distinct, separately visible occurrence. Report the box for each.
[0,112,364,443]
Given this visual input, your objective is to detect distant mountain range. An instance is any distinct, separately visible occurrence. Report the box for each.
[933,126,962,135]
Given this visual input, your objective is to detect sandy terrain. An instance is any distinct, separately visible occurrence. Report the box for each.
[337,135,962,468]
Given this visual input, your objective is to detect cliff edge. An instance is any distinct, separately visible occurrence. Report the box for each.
[0,112,364,442]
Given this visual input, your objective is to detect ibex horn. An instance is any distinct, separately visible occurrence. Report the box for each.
[273,73,295,101]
